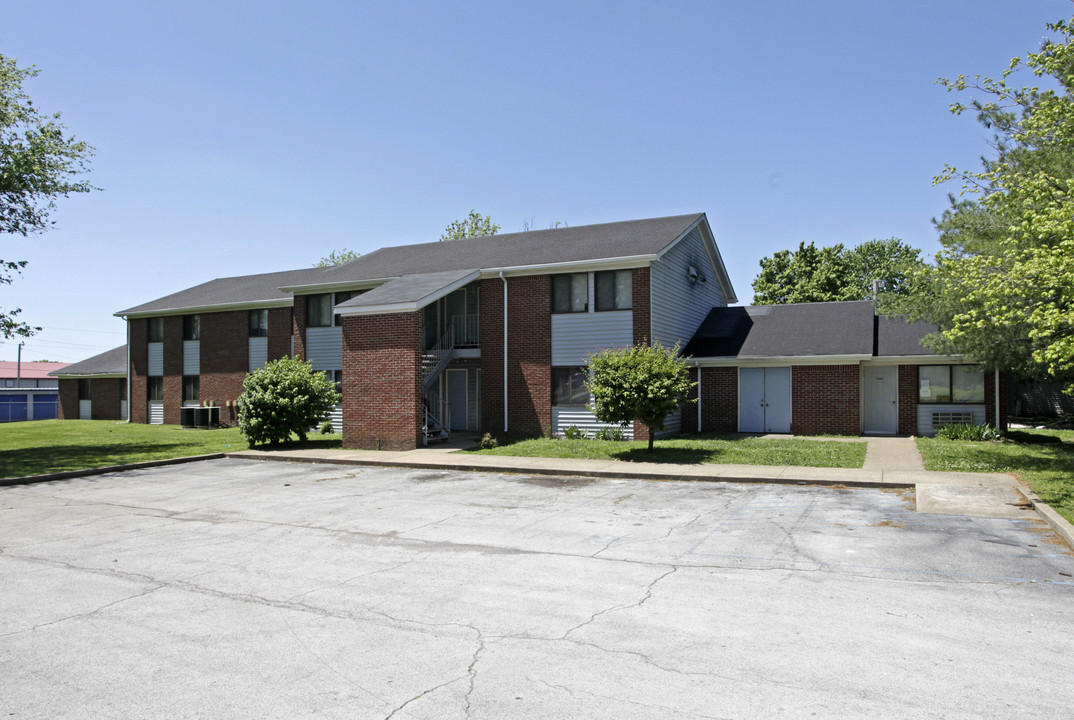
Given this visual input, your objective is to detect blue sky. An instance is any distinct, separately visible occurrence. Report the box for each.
[2,0,1070,362]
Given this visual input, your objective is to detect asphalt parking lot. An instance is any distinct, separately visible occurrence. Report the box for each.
[2,458,1072,719]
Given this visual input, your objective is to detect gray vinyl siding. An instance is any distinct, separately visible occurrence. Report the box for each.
[551,310,633,366]
[249,337,268,372]
[650,226,727,349]
[917,404,986,436]
[552,406,634,440]
[305,327,342,371]
[147,342,163,376]
[183,340,200,375]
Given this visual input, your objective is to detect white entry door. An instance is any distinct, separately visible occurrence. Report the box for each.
[446,369,468,431]
[739,367,791,433]
[863,366,898,434]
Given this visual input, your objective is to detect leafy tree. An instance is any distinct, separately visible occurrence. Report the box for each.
[752,239,925,305]
[439,210,500,241]
[1,54,96,338]
[896,16,1074,387]
[237,356,340,447]
[315,248,360,267]
[586,342,695,452]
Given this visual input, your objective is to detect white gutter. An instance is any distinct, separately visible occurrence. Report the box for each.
[696,361,702,433]
[500,272,508,433]
[995,369,1001,432]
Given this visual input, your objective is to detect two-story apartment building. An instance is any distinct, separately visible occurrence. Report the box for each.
[100,211,1006,448]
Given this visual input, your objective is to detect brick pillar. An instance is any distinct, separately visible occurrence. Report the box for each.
[631,267,653,443]
[268,307,293,361]
[897,365,917,435]
[342,312,423,450]
[163,315,183,425]
[58,379,79,420]
[292,295,308,361]
[130,318,148,423]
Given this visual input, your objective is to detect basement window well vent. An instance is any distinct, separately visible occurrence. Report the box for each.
[932,412,974,427]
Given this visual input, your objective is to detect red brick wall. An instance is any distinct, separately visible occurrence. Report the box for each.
[341,312,423,450]
[292,295,308,361]
[89,378,124,421]
[58,378,79,420]
[268,307,293,361]
[480,275,552,438]
[682,366,738,434]
[162,316,183,425]
[897,365,917,435]
[791,365,860,435]
[130,318,148,423]
[200,310,248,426]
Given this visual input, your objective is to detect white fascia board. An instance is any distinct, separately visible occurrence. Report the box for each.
[54,373,126,379]
[478,255,657,278]
[337,270,480,317]
[863,355,966,365]
[116,298,293,319]
[693,354,872,367]
[278,278,393,294]
[656,215,737,304]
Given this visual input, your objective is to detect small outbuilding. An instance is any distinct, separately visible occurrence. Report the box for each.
[51,346,129,421]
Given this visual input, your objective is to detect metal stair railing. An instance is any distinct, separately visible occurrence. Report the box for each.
[422,391,450,444]
[421,326,456,391]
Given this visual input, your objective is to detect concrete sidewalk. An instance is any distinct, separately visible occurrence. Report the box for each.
[226,435,1039,523]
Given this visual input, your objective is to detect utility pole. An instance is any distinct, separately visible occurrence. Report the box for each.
[17,341,25,387]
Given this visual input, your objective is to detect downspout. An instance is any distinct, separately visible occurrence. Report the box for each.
[696,361,702,433]
[500,272,508,434]
[124,317,132,423]
[995,368,1000,433]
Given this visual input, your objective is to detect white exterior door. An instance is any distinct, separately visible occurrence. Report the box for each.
[446,369,468,431]
[78,399,92,420]
[739,367,791,433]
[863,366,898,434]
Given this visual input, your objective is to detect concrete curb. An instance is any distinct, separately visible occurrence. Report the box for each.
[0,453,227,487]
[1016,485,1074,551]
[223,452,916,490]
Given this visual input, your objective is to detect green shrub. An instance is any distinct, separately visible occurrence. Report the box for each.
[935,423,999,441]
[238,357,341,447]
[479,432,498,449]
[594,425,626,441]
[319,420,334,435]
[563,425,586,440]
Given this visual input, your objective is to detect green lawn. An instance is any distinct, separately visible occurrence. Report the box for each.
[0,420,341,479]
[468,434,867,468]
[917,428,1074,524]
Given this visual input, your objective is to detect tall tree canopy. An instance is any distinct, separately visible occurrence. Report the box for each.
[315,248,360,267]
[752,238,924,305]
[439,210,500,241]
[1,54,95,338]
[897,15,1074,387]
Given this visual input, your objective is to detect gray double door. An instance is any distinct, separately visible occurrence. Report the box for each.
[739,367,791,433]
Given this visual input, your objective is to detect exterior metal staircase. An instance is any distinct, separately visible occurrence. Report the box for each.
[421,327,455,444]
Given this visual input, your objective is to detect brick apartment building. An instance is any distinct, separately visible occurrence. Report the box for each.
[57,213,1006,447]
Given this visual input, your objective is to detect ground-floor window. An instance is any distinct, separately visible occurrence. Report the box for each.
[552,366,589,406]
[918,365,984,404]
[148,377,163,402]
[183,376,200,403]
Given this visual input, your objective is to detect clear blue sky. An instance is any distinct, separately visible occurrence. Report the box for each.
[2,0,1070,362]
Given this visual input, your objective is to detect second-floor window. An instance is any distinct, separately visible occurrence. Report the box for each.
[183,314,200,341]
[333,291,356,326]
[307,294,333,327]
[595,270,632,311]
[148,317,164,342]
[249,309,269,337]
[552,273,588,313]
